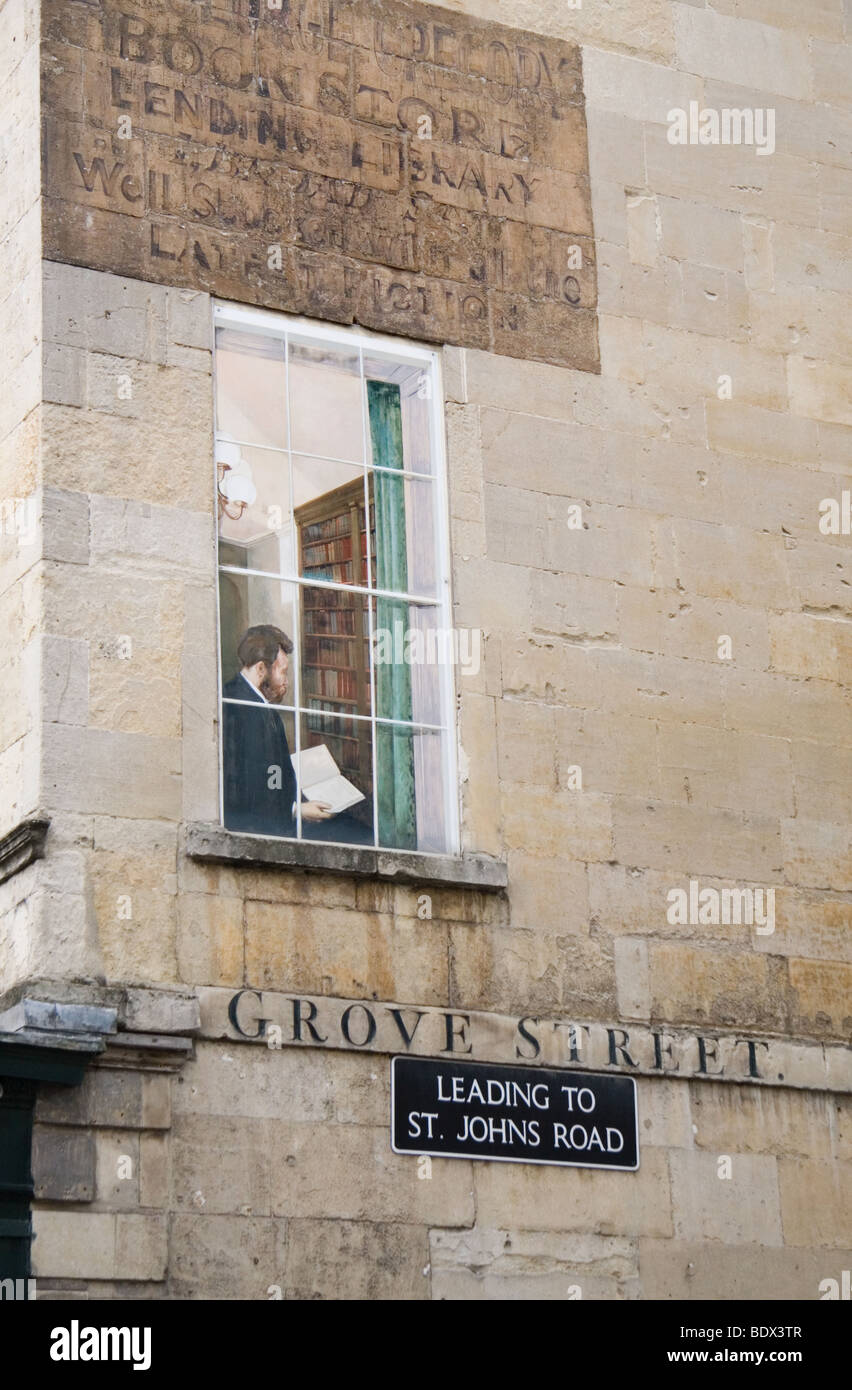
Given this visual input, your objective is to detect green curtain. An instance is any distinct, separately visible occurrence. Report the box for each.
[368,380,416,850]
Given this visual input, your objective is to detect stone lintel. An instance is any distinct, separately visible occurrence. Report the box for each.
[184,821,509,891]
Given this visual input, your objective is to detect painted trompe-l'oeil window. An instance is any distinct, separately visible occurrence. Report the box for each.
[214,305,459,855]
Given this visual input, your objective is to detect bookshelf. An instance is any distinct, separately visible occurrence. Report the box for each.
[295,476,375,822]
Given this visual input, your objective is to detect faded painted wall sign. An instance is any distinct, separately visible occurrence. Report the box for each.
[42,0,599,368]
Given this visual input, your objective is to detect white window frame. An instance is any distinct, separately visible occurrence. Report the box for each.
[213,300,461,858]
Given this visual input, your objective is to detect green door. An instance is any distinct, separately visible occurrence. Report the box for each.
[0,1077,35,1281]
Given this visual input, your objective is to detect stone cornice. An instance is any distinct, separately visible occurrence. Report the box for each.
[0,817,50,887]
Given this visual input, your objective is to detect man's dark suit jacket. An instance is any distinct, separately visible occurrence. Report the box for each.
[222,674,298,836]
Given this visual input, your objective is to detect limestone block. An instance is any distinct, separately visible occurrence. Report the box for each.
[244,900,449,1005]
[0,407,39,499]
[430,1226,638,1301]
[442,346,466,405]
[174,1043,389,1128]
[722,668,852,745]
[615,938,650,1020]
[788,356,852,426]
[690,1083,834,1161]
[459,691,502,857]
[710,0,844,40]
[589,863,760,945]
[88,495,212,576]
[168,1214,282,1300]
[818,422,852,477]
[41,635,89,725]
[656,724,793,819]
[42,724,182,820]
[42,391,214,517]
[114,1215,168,1281]
[658,197,745,274]
[41,488,90,566]
[504,852,588,933]
[42,262,166,359]
[502,783,612,862]
[779,1159,852,1247]
[473,1145,672,1237]
[124,987,199,1035]
[626,194,660,268]
[449,0,674,60]
[496,699,557,788]
[31,1212,115,1280]
[785,542,852,620]
[706,399,819,468]
[393,883,509,927]
[789,958,852,1035]
[36,1069,144,1130]
[644,126,819,229]
[464,348,576,421]
[811,39,852,109]
[659,518,792,608]
[95,1130,140,1209]
[32,1126,96,1201]
[771,612,852,681]
[481,408,603,500]
[91,844,179,985]
[636,1079,693,1149]
[761,889,852,964]
[171,1113,272,1216]
[265,1121,475,1225]
[449,922,616,1018]
[639,1239,852,1301]
[783,819,852,892]
[166,288,212,351]
[791,741,852,825]
[674,6,810,98]
[617,586,771,671]
[597,648,725,729]
[818,163,852,235]
[555,708,659,799]
[451,556,531,633]
[531,569,618,642]
[649,940,788,1031]
[583,47,702,125]
[176,892,245,989]
[286,1219,429,1300]
[669,1150,783,1244]
[139,1133,170,1210]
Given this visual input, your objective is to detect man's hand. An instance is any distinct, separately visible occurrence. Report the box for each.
[301,800,334,822]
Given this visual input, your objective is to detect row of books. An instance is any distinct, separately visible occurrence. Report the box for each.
[303,667,361,701]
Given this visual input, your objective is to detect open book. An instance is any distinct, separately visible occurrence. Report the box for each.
[291,744,366,815]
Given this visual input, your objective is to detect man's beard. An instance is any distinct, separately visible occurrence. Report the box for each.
[261,678,287,704]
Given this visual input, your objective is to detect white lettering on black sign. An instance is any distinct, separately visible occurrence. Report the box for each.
[391,1056,639,1170]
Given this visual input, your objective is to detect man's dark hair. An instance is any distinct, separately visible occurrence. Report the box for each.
[237,625,294,669]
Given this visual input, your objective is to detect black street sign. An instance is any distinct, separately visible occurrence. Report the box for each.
[391,1055,639,1170]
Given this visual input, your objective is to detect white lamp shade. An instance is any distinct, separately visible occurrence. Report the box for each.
[220,471,257,506]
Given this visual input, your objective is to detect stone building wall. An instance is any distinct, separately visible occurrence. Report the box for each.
[0,0,849,1299]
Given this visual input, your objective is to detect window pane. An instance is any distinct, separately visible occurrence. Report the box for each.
[364,356,437,477]
[375,722,449,853]
[288,338,363,463]
[219,572,299,693]
[217,443,294,576]
[294,462,372,588]
[371,598,444,730]
[222,702,297,839]
[215,328,286,450]
[296,708,375,846]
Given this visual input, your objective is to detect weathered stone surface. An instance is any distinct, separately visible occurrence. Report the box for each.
[32,1125,96,1201]
[167,1214,284,1299]
[430,1226,638,1300]
[669,1150,783,1245]
[41,0,598,370]
[639,1238,852,1301]
[287,1219,430,1299]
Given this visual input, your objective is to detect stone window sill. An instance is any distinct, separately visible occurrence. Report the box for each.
[183,823,507,892]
